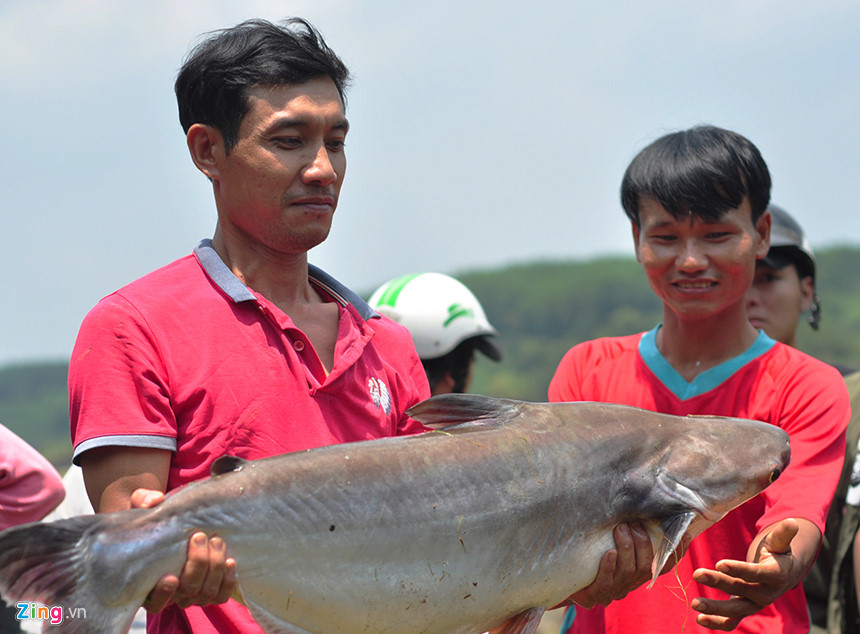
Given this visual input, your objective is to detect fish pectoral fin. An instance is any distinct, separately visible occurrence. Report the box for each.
[489,607,546,634]
[211,455,250,476]
[230,583,247,607]
[406,394,522,429]
[649,511,697,588]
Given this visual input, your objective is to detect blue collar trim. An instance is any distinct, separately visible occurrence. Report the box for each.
[639,325,776,400]
[193,239,379,321]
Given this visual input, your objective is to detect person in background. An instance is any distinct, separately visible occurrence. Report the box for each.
[369,272,502,395]
[68,18,430,633]
[0,423,64,632]
[817,372,860,633]
[745,204,819,348]
[549,125,849,633]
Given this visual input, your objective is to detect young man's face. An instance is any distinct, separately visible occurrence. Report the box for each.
[210,77,349,255]
[746,262,814,346]
[632,197,771,321]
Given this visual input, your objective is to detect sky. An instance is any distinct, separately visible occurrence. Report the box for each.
[1,0,859,366]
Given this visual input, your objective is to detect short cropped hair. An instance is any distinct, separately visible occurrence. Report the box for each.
[175,18,350,152]
[620,125,771,226]
[422,338,484,394]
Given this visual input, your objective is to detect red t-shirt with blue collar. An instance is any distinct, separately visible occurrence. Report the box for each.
[549,327,849,634]
[69,239,430,633]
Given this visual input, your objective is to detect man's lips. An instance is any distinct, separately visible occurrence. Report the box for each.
[671,280,717,291]
[290,197,335,211]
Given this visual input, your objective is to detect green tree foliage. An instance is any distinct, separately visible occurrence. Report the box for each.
[0,362,72,467]
[4,247,860,466]
[458,257,661,400]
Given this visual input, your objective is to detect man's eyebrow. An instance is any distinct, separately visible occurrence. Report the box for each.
[267,116,350,133]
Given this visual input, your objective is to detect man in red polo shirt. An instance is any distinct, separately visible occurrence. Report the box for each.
[69,18,429,633]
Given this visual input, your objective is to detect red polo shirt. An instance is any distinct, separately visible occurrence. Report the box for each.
[69,240,430,633]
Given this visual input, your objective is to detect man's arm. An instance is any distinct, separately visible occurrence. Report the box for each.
[691,517,820,631]
[80,446,237,612]
[854,529,860,615]
[80,446,168,513]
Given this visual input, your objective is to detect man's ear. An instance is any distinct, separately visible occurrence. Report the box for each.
[799,276,815,312]
[431,372,456,397]
[754,208,772,259]
[186,124,224,181]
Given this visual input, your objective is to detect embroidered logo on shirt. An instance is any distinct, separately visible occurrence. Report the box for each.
[368,377,392,415]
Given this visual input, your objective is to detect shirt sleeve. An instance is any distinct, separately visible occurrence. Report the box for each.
[758,359,851,536]
[0,423,65,529]
[69,293,178,463]
[548,344,588,403]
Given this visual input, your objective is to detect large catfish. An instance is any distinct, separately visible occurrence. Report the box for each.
[0,394,790,634]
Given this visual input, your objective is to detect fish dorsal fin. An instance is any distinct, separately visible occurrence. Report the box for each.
[210,455,249,476]
[406,394,523,429]
[649,511,696,588]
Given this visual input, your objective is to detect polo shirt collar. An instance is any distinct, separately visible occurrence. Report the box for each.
[193,239,379,321]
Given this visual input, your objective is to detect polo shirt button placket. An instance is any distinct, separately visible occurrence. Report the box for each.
[293,339,305,352]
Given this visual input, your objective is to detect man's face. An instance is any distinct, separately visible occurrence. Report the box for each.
[212,77,348,255]
[632,197,771,321]
[746,262,814,346]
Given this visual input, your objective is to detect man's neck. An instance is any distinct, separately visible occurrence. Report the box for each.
[657,306,761,382]
[211,229,321,312]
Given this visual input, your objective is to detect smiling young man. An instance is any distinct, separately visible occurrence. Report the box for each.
[68,19,430,633]
[550,125,849,633]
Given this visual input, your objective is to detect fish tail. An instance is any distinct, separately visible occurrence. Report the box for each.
[0,516,138,633]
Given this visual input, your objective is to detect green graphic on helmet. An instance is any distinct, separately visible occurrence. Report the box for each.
[374,273,421,308]
[444,303,475,327]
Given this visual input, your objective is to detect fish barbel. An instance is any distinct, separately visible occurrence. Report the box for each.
[0,394,790,633]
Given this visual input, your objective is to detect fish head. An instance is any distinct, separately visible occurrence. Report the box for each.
[622,412,790,585]
[653,414,791,536]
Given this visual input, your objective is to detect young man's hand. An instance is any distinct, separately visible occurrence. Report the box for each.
[691,518,818,630]
[555,522,690,609]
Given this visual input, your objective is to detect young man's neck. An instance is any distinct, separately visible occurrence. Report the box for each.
[657,305,761,382]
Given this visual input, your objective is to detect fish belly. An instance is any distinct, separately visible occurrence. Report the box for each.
[222,500,619,634]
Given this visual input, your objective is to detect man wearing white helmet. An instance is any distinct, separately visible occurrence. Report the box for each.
[746,204,820,346]
[369,272,502,395]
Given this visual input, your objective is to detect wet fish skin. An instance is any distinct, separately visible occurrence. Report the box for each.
[0,394,790,634]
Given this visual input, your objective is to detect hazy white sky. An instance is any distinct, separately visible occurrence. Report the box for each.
[2,0,859,365]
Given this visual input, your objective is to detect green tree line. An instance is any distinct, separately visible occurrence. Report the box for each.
[3,246,860,468]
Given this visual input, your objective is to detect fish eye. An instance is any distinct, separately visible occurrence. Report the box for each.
[769,467,781,484]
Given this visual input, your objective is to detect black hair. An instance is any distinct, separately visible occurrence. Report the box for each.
[422,338,484,394]
[620,125,771,226]
[175,18,350,152]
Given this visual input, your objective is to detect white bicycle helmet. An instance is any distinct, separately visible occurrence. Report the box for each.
[369,272,501,361]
